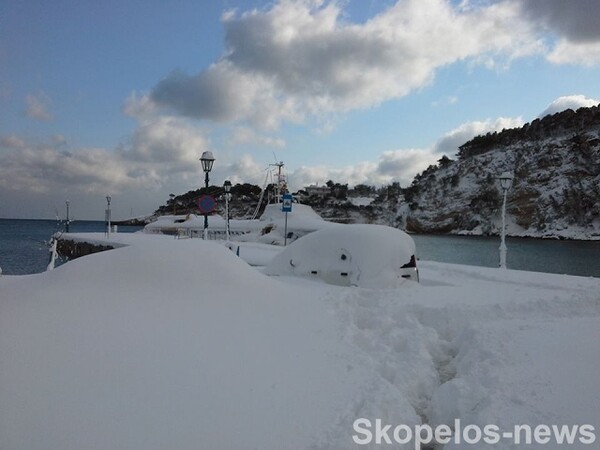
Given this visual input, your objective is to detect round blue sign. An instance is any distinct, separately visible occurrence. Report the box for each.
[197,195,216,214]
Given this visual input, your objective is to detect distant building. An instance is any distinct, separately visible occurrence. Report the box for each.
[305,185,330,196]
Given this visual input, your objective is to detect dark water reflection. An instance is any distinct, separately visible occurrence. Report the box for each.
[411,234,600,277]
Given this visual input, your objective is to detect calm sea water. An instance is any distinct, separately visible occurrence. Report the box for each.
[0,219,143,275]
[411,234,600,277]
[0,219,599,277]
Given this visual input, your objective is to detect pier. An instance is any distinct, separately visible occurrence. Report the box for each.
[56,236,115,260]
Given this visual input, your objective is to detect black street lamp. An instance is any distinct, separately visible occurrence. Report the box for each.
[224,180,232,241]
[200,151,215,239]
[65,200,70,232]
[106,195,112,238]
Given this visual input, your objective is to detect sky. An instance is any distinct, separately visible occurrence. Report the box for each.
[1,0,599,220]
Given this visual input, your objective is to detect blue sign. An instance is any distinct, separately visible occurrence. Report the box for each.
[282,193,293,212]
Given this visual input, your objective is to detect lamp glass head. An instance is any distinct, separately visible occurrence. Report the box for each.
[498,172,513,190]
[200,151,215,173]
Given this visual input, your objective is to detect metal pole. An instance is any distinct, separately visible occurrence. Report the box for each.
[225,192,230,241]
[203,172,209,240]
[65,201,70,233]
[107,197,112,239]
[284,211,288,246]
[499,188,508,269]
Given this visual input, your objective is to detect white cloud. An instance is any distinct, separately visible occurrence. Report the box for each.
[25,91,53,121]
[433,116,525,156]
[150,0,540,128]
[546,40,600,66]
[52,134,67,147]
[290,161,378,190]
[0,126,276,218]
[219,154,267,187]
[0,115,214,200]
[287,115,527,189]
[122,92,159,119]
[123,116,210,166]
[516,0,600,66]
[288,148,442,190]
[228,127,286,149]
[540,95,600,117]
[0,135,26,149]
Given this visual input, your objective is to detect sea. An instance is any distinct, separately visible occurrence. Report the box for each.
[0,219,143,275]
[0,218,599,277]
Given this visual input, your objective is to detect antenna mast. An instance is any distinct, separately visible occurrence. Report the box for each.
[269,160,286,203]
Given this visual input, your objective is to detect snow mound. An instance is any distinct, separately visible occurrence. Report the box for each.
[265,224,417,288]
[0,240,376,450]
[259,203,335,233]
[260,203,324,222]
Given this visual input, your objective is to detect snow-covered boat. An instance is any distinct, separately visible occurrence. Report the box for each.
[143,203,334,244]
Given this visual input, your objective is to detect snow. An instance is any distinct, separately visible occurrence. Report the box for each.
[143,213,261,235]
[407,127,600,240]
[143,204,337,245]
[265,224,417,287]
[348,196,375,207]
[1,234,599,449]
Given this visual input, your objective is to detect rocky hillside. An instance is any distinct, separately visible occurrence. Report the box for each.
[149,105,600,240]
[404,105,600,239]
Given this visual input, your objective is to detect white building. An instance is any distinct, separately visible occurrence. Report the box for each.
[304,185,330,196]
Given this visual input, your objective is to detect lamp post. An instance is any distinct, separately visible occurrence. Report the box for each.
[65,200,70,232]
[498,171,513,269]
[200,151,215,240]
[106,195,112,238]
[169,193,176,215]
[224,180,232,241]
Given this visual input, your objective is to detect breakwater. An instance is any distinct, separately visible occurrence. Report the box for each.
[56,238,114,260]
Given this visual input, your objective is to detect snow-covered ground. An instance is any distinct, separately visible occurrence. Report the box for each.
[1,234,598,449]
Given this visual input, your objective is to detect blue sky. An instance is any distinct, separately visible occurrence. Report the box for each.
[1,0,599,219]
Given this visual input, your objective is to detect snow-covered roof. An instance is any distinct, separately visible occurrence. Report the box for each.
[258,203,334,232]
[143,204,332,235]
[144,214,224,230]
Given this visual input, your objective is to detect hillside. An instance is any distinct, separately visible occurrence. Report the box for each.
[405,105,600,239]
[149,105,600,240]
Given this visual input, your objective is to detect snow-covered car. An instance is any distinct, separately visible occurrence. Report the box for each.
[265,224,419,288]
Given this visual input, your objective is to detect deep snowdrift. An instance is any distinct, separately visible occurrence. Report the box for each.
[1,236,599,449]
[0,240,382,449]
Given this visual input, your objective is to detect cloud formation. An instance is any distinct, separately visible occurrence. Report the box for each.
[288,114,528,189]
[25,91,53,121]
[519,0,600,43]
[0,115,212,199]
[2,91,595,218]
[150,0,540,128]
[433,116,525,155]
[539,95,600,117]
[0,117,275,217]
[228,127,286,149]
[517,0,600,65]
